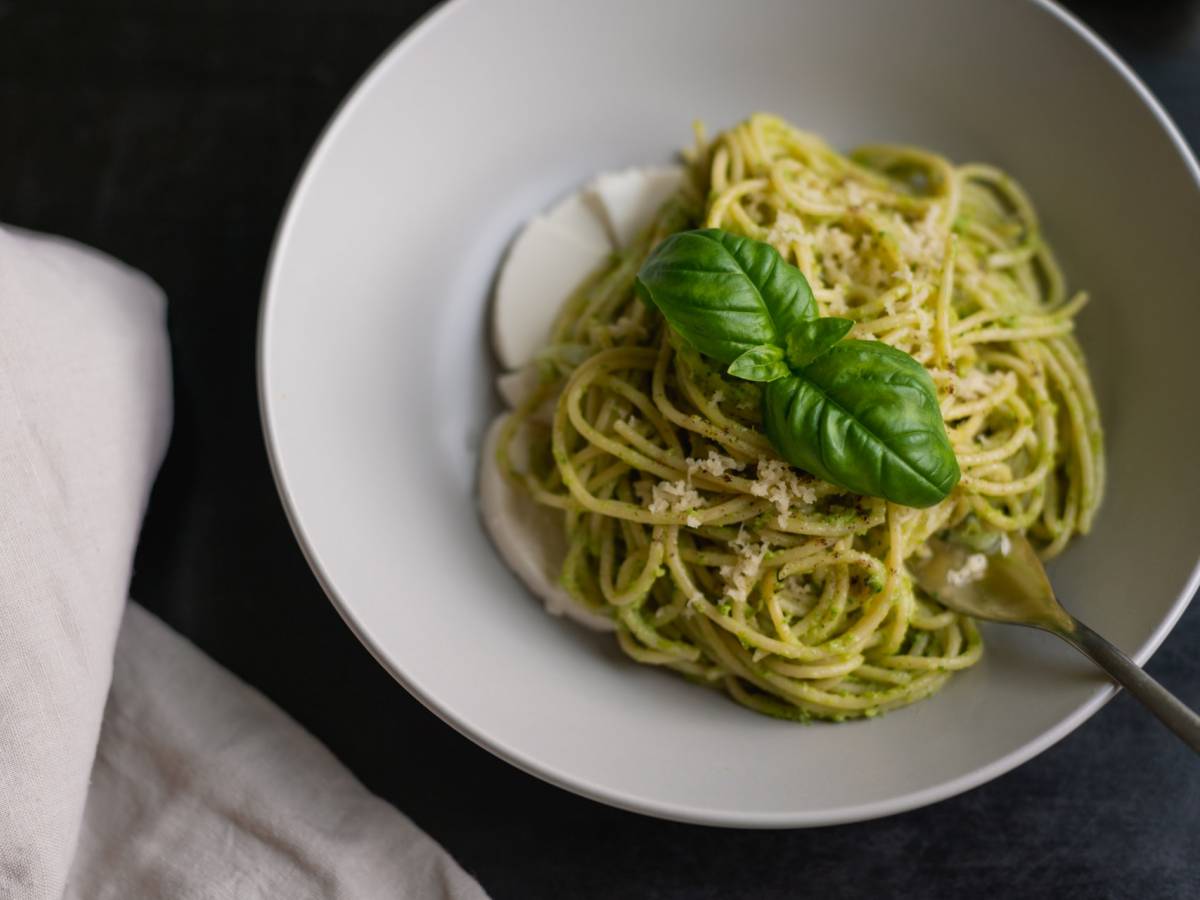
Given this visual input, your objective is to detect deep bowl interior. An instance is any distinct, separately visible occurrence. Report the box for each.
[260,0,1200,825]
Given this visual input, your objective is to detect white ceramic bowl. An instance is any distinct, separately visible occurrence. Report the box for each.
[259,0,1200,826]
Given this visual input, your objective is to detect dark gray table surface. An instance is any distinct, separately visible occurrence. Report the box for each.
[3,2,1198,898]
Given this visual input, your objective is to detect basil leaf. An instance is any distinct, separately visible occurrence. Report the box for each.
[727,345,790,382]
[785,317,855,367]
[635,228,816,365]
[763,340,960,508]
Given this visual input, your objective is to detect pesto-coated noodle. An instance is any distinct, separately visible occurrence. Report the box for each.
[498,114,1104,721]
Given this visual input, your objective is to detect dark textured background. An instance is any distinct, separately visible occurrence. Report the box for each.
[3,1,1198,897]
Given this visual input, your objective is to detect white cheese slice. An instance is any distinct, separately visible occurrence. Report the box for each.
[492,216,611,370]
[478,415,614,632]
[544,190,612,250]
[585,165,686,249]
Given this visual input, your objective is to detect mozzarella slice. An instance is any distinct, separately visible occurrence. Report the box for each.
[544,190,612,250]
[492,217,610,370]
[585,166,686,249]
[478,415,614,632]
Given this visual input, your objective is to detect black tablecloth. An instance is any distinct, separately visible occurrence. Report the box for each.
[3,2,1198,897]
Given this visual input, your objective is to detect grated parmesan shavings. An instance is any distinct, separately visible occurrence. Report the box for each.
[718,530,769,604]
[685,449,740,480]
[749,459,818,526]
[647,479,703,527]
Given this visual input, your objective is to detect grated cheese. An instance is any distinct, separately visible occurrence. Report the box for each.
[749,459,818,526]
[892,206,943,267]
[647,479,703,525]
[685,449,740,480]
[766,211,808,249]
[718,530,769,604]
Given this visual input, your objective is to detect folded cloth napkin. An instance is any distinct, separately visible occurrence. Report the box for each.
[0,225,488,900]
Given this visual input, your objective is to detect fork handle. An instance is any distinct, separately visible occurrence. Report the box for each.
[1055,617,1200,753]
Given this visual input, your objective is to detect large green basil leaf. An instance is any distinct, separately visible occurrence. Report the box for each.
[763,340,960,508]
[634,228,816,365]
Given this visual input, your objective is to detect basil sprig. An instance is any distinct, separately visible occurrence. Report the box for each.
[635,228,960,508]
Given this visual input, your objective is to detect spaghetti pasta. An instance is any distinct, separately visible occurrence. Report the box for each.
[499,114,1104,721]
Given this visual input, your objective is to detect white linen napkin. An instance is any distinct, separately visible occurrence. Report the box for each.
[0,225,488,900]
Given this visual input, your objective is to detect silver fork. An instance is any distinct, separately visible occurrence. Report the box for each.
[909,533,1200,752]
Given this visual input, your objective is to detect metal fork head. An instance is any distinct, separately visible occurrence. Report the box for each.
[908,532,1075,634]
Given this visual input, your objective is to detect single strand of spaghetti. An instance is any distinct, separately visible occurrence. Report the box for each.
[662,526,706,604]
[774,508,886,538]
[851,310,927,335]
[959,319,1074,345]
[1033,243,1067,308]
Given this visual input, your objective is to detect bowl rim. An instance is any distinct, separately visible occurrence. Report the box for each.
[258,0,1200,827]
